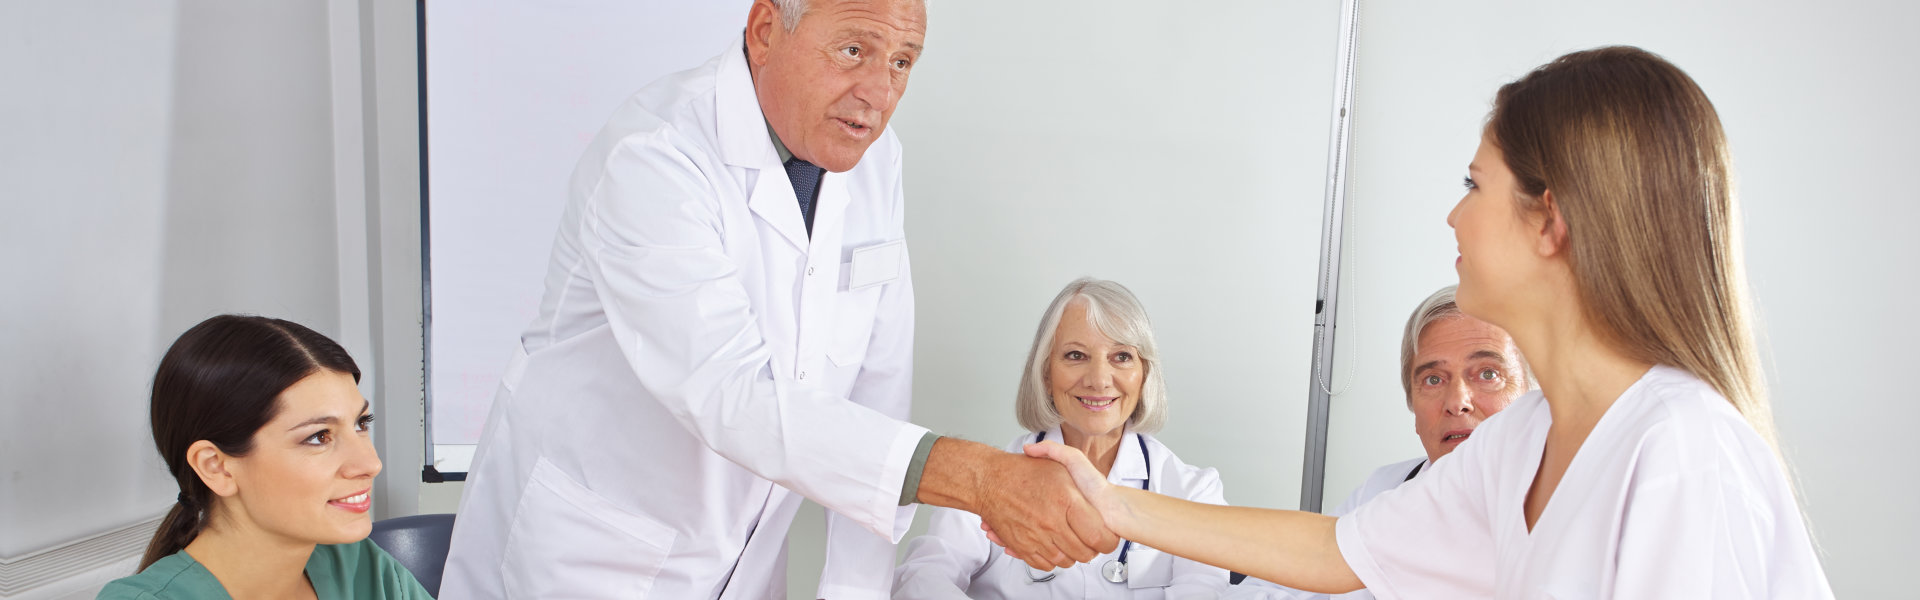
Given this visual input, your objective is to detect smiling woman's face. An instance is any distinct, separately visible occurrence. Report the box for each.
[218,370,382,545]
[1447,134,1546,331]
[1045,302,1144,446]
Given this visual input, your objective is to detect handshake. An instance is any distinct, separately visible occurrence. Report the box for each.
[920,437,1123,570]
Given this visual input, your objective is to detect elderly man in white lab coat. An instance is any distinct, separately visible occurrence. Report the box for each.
[440,1,1117,598]
[1230,286,1531,599]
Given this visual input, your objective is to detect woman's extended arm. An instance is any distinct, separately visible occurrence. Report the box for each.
[1013,442,1365,594]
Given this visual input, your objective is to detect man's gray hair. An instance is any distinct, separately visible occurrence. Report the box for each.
[1015,278,1169,435]
[768,0,927,32]
[1400,286,1464,404]
[1398,285,1533,406]
[771,0,809,31]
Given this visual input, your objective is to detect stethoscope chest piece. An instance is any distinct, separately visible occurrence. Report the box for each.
[1101,558,1128,583]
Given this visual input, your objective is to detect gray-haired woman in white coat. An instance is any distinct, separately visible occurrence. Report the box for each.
[894,278,1230,599]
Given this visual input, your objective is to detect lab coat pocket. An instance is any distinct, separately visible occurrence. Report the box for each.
[827,285,883,367]
[502,458,678,598]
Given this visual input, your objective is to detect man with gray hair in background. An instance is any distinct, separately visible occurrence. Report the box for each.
[442,1,1116,598]
[1231,285,1531,599]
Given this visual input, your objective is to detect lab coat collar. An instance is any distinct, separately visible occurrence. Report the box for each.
[1110,430,1149,486]
[716,36,781,170]
[1038,427,1150,488]
[719,37,823,251]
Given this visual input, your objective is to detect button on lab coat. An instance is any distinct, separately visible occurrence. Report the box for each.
[894,429,1230,599]
[441,39,926,600]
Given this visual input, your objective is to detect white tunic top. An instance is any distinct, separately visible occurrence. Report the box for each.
[1336,366,1833,599]
[894,429,1231,599]
[1230,457,1425,600]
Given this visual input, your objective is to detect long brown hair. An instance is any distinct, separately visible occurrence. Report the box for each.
[1488,46,1775,448]
[139,315,361,571]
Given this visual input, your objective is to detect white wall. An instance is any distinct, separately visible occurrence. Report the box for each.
[1321,1,1920,597]
[0,1,421,596]
[1,1,183,562]
[1,0,345,558]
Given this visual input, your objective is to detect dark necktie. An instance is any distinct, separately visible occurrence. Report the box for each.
[783,157,824,236]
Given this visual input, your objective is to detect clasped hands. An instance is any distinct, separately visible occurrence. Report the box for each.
[972,442,1124,570]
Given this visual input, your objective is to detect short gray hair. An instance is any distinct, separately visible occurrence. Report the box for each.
[1400,286,1464,404]
[770,0,808,31]
[1015,278,1169,435]
[768,0,928,32]
[1398,285,1532,406]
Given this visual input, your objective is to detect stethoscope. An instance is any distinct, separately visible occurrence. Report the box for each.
[1025,431,1150,584]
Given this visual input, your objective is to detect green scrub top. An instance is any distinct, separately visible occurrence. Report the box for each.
[98,538,433,600]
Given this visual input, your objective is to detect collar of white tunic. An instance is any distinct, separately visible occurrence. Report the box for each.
[1039,426,1151,490]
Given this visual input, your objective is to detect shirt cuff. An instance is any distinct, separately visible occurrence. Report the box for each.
[897,432,942,506]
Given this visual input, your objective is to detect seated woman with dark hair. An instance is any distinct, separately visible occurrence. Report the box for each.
[99,315,431,600]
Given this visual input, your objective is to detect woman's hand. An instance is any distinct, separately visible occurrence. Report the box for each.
[980,441,1129,563]
[1021,442,1123,523]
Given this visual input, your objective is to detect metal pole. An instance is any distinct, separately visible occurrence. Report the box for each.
[1301,0,1362,514]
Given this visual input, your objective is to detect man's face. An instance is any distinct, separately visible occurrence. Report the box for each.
[1409,315,1527,464]
[747,0,926,172]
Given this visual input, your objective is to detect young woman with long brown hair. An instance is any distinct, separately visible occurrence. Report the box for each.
[1016,47,1833,598]
[99,315,430,599]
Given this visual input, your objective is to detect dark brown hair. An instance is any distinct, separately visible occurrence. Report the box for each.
[139,315,360,571]
[1489,46,1774,447]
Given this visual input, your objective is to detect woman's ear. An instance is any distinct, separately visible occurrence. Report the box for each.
[186,440,239,498]
[1534,189,1570,257]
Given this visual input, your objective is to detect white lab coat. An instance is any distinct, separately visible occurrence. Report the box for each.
[894,429,1230,599]
[1336,366,1834,599]
[441,39,927,600]
[1227,457,1424,600]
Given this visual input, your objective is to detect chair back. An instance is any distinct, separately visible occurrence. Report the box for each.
[368,513,456,597]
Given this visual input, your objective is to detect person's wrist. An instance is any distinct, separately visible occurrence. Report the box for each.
[963,442,1008,513]
[1103,486,1141,540]
[920,437,989,512]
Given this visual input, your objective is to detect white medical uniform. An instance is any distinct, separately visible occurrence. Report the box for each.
[1229,457,1425,600]
[441,39,925,600]
[1336,366,1833,599]
[894,428,1230,599]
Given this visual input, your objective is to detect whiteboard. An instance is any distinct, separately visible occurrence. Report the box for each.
[422,1,749,472]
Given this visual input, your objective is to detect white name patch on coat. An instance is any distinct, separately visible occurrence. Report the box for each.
[848,240,905,291]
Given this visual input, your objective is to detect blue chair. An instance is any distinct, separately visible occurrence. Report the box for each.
[369,513,456,597]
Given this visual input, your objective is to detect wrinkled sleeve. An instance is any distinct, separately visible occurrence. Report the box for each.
[1335,436,1497,599]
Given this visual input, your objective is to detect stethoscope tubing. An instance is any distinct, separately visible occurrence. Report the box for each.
[1025,430,1151,584]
